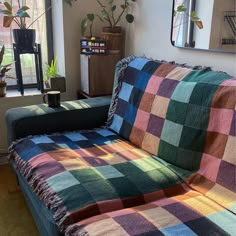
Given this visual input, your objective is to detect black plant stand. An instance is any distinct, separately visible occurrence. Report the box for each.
[13,43,44,95]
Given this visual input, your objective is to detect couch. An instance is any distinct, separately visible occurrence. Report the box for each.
[6,56,236,236]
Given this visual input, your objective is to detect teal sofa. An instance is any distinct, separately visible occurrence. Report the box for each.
[6,56,236,236]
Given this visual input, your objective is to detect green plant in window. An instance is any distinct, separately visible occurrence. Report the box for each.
[81,0,136,36]
[0,0,77,29]
[174,4,203,29]
[0,45,14,83]
[44,58,57,83]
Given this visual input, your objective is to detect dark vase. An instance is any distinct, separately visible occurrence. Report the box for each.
[13,29,36,50]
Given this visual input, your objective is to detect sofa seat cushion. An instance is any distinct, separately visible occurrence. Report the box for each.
[9,128,189,232]
[65,190,235,236]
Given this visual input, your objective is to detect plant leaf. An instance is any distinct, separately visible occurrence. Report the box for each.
[81,18,89,36]
[87,13,94,22]
[111,5,116,12]
[176,4,187,12]
[3,2,12,12]
[16,10,30,18]
[126,14,134,23]
[0,45,4,65]
[0,9,12,15]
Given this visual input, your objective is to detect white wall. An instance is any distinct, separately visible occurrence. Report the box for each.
[0,0,236,154]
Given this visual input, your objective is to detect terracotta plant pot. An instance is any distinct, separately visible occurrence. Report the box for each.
[102,27,125,57]
[102,26,122,33]
[0,81,7,97]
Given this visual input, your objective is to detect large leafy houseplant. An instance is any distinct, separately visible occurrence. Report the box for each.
[0,0,77,49]
[81,0,136,37]
[0,0,77,29]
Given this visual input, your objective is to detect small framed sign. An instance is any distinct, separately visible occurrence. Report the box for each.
[80,38,107,55]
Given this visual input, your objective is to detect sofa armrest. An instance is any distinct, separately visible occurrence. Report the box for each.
[5,96,111,145]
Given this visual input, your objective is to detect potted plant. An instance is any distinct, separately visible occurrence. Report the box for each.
[0,45,14,97]
[44,58,66,93]
[174,4,203,29]
[81,0,136,36]
[0,0,77,50]
[81,0,135,56]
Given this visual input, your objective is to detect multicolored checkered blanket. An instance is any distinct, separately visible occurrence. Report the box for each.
[9,56,236,234]
[65,190,235,236]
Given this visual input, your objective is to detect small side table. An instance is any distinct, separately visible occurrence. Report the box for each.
[13,43,44,95]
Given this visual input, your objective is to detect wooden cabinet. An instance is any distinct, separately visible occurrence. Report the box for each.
[80,53,121,97]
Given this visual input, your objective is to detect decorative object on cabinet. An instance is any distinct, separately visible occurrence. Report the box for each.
[80,38,107,55]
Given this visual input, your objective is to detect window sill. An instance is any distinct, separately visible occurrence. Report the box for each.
[4,89,42,98]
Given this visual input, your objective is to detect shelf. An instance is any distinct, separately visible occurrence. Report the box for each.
[221,38,236,45]
[224,11,236,36]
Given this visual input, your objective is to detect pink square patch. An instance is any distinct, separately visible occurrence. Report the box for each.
[134,109,150,131]
[221,78,236,87]
[208,108,234,135]
[145,75,164,94]
[198,153,221,182]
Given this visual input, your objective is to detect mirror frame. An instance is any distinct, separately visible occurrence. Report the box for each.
[170,0,236,54]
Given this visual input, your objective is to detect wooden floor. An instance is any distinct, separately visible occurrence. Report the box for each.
[0,164,39,236]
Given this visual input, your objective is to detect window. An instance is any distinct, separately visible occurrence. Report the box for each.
[0,0,53,91]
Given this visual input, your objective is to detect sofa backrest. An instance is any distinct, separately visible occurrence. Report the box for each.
[108,57,235,211]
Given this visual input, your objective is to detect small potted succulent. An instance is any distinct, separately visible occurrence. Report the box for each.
[44,58,66,93]
[0,0,77,50]
[0,45,14,97]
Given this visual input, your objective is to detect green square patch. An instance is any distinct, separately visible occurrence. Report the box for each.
[161,120,183,147]
[158,140,178,165]
[183,70,232,85]
[108,177,142,198]
[71,168,103,183]
[113,162,144,176]
[95,165,124,179]
[184,104,210,130]
[189,83,218,107]
[47,171,79,193]
[176,148,202,171]
[57,184,93,211]
[166,100,188,125]
[128,171,166,194]
[131,157,162,172]
[83,179,119,201]
[171,81,196,103]
[179,126,206,153]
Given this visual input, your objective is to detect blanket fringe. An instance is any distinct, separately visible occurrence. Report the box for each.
[8,149,71,232]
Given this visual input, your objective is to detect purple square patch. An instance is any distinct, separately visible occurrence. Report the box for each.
[147,114,165,137]
[157,79,179,98]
